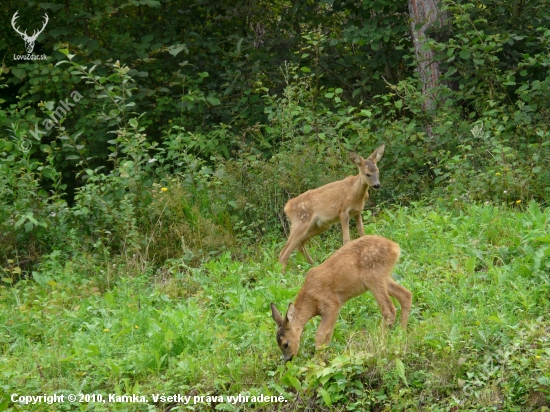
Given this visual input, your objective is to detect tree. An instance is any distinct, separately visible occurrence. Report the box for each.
[408,0,448,113]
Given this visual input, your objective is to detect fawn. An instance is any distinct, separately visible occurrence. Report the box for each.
[278,145,385,273]
[271,235,412,362]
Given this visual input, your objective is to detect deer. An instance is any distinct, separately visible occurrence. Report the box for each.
[278,144,385,273]
[11,11,49,54]
[271,235,412,362]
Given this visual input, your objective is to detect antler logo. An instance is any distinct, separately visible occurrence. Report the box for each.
[11,11,49,54]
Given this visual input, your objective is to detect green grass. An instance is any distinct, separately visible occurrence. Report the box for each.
[1,201,549,411]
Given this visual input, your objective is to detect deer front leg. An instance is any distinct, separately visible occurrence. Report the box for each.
[315,308,340,348]
[340,212,351,244]
[355,212,365,237]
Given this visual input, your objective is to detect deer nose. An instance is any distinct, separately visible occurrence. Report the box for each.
[373,183,380,189]
[284,355,293,362]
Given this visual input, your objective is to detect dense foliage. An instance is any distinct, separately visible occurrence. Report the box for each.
[1,0,549,410]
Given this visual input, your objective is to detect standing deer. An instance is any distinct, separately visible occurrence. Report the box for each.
[279,144,385,273]
[11,11,49,54]
[271,235,412,362]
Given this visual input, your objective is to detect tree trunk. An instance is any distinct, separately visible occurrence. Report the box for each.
[408,0,448,113]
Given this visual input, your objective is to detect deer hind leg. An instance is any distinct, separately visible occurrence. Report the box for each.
[387,278,412,329]
[278,221,314,273]
[279,217,333,272]
[296,222,332,266]
[297,244,314,264]
[370,284,397,327]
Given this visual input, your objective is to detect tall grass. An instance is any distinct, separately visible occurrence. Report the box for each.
[1,202,549,411]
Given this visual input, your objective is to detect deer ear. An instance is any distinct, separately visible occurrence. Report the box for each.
[349,151,363,166]
[271,303,284,327]
[368,144,385,163]
[285,303,297,323]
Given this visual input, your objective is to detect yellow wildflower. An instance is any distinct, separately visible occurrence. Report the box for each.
[516,200,521,204]
[161,187,168,192]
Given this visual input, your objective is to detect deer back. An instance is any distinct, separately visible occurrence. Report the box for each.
[298,235,400,306]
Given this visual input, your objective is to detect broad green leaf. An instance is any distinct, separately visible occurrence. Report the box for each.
[396,358,408,386]
[15,216,26,229]
[167,44,188,57]
[459,50,471,59]
[11,68,26,79]
[206,96,221,106]
[465,256,476,275]
[129,118,139,128]
[32,271,46,285]
[288,376,302,391]
[319,388,332,406]
[104,291,115,306]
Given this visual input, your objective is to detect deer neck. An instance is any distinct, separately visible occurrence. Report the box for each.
[291,291,320,334]
[353,172,370,195]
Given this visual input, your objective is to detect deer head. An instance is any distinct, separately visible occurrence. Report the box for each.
[271,303,302,362]
[12,11,49,54]
[349,144,385,190]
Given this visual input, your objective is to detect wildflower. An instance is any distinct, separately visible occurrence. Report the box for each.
[535,355,541,359]
[104,328,110,333]
[495,172,500,176]
[161,187,168,192]
[516,199,521,204]
[134,325,139,329]
[503,190,508,194]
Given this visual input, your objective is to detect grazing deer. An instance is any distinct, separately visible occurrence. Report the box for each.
[278,145,385,273]
[271,235,411,362]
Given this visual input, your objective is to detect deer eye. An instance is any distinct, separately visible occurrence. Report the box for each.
[366,173,371,177]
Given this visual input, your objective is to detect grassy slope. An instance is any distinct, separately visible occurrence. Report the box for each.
[1,201,549,411]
